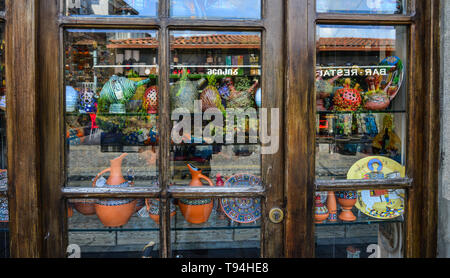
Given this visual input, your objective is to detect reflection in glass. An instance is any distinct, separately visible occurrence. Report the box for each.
[315,189,405,258]
[0,1,4,12]
[171,198,261,258]
[169,31,262,187]
[65,0,159,17]
[316,0,405,14]
[170,0,261,19]
[68,198,160,258]
[64,29,159,187]
[315,25,408,180]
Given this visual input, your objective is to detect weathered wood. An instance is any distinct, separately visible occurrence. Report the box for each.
[38,0,67,258]
[316,13,415,25]
[284,0,316,258]
[6,0,41,258]
[62,187,160,198]
[169,186,265,198]
[315,178,413,192]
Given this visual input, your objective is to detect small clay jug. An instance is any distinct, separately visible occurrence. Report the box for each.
[314,195,329,224]
[326,191,337,222]
[93,153,137,227]
[336,191,357,221]
[145,199,176,224]
[178,164,215,224]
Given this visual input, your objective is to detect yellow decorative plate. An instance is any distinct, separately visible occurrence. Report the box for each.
[347,156,405,219]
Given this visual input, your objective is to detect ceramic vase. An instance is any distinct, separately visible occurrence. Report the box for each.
[93,153,137,227]
[314,195,329,224]
[100,75,151,104]
[326,191,337,222]
[336,191,357,221]
[144,86,159,114]
[333,78,362,111]
[178,164,215,224]
[66,86,79,112]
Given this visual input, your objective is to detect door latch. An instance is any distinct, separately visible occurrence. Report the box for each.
[269,208,284,224]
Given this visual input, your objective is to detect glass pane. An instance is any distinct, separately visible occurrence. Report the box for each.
[68,198,160,258]
[317,0,405,14]
[315,189,405,258]
[0,0,4,12]
[170,0,261,19]
[169,30,262,187]
[65,0,158,17]
[64,29,159,188]
[315,25,408,180]
[0,23,8,258]
[171,197,261,258]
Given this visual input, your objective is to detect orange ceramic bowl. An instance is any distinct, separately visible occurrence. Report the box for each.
[95,200,137,227]
[74,202,96,216]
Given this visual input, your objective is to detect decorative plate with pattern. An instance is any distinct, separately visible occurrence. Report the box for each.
[220,174,262,224]
[347,156,406,219]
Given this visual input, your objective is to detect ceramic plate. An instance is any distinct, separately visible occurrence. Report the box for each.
[379,56,404,101]
[347,156,405,219]
[220,174,262,224]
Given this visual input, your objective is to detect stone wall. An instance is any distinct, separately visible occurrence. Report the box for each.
[438,0,450,258]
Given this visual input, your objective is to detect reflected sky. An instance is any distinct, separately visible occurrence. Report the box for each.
[170,0,261,19]
[318,25,397,39]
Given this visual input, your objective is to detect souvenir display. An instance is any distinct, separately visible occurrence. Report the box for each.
[143,85,159,114]
[66,86,79,112]
[92,154,137,227]
[225,77,259,109]
[200,76,225,113]
[99,75,151,106]
[326,191,337,222]
[314,195,329,224]
[145,199,176,224]
[363,74,391,111]
[170,71,205,113]
[347,156,405,219]
[220,174,262,224]
[336,191,357,221]
[333,78,362,111]
[178,164,215,224]
[379,56,404,101]
[79,88,97,113]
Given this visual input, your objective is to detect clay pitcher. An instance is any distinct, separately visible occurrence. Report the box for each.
[93,153,137,227]
[178,164,215,224]
[314,195,329,224]
[326,191,337,222]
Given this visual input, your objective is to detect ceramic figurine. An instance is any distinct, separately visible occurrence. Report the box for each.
[333,78,362,111]
[315,75,340,99]
[336,191,357,221]
[314,195,329,224]
[326,191,337,222]
[200,76,225,113]
[364,75,392,111]
[79,88,97,113]
[100,75,151,104]
[171,70,205,113]
[178,164,215,224]
[92,153,137,227]
[143,85,159,114]
[225,77,259,109]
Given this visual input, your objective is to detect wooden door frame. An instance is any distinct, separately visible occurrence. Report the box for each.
[284,0,441,258]
[4,0,440,258]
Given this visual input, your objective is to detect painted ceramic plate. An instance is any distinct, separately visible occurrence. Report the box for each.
[347,156,406,219]
[220,174,262,224]
[379,56,404,101]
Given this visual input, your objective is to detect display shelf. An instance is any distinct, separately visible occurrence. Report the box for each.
[316,212,404,226]
[317,110,406,115]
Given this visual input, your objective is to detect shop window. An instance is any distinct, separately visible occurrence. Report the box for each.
[316,0,406,14]
[315,188,405,258]
[64,0,159,17]
[64,29,160,188]
[315,25,408,180]
[170,0,261,19]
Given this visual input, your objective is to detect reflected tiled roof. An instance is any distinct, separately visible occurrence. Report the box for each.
[106,35,395,51]
[317,37,396,52]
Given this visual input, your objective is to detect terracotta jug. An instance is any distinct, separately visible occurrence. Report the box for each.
[178,164,215,224]
[93,153,137,227]
[314,195,329,224]
[336,191,357,221]
[326,191,337,222]
[145,199,176,224]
